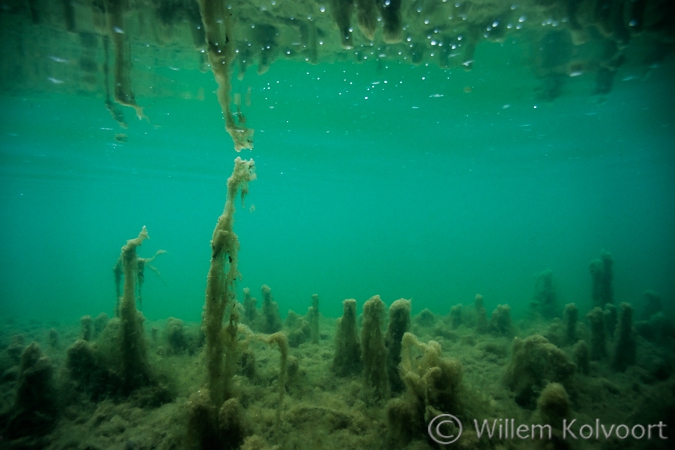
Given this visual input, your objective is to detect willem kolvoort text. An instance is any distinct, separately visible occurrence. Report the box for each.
[474,418,668,441]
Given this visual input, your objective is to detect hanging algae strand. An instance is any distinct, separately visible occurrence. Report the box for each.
[197,0,254,152]
[203,157,256,407]
[136,249,167,311]
[105,0,147,122]
[113,248,166,316]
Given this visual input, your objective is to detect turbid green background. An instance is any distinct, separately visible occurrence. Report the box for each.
[1,39,674,323]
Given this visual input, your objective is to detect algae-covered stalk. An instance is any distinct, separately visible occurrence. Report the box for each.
[604,303,618,338]
[113,258,122,315]
[488,304,512,336]
[536,382,571,430]
[642,290,663,319]
[309,294,320,344]
[586,307,607,360]
[332,299,361,376]
[242,287,258,326]
[532,269,557,318]
[449,304,462,329]
[80,315,93,342]
[362,295,389,401]
[385,299,411,394]
[261,284,282,334]
[5,343,57,439]
[118,226,151,392]
[612,302,637,371]
[222,309,241,401]
[589,250,614,308]
[564,303,578,346]
[474,293,488,333]
[264,331,288,436]
[203,157,256,407]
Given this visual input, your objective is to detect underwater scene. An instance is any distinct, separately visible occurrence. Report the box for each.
[1,0,675,449]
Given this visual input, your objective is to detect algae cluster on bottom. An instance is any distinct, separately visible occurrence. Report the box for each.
[1,287,673,450]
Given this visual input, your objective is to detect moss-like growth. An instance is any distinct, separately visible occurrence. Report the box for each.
[222,309,244,404]
[332,299,362,377]
[563,303,578,346]
[402,333,464,416]
[636,312,674,345]
[538,382,571,424]
[386,397,423,446]
[242,287,258,326]
[118,226,152,393]
[264,331,288,435]
[5,335,25,365]
[604,303,617,338]
[505,335,576,408]
[573,340,590,375]
[385,298,411,394]
[285,309,300,328]
[80,315,93,341]
[361,295,389,401]
[586,307,607,360]
[218,398,251,449]
[65,339,119,401]
[387,332,464,445]
[612,302,637,372]
[3,343,57,440]
[113,257,123,315]
[474,294,488,333]
[536,382,571,434]
[531,269,558,318]
[488,304,512,336]
[286,311,310,348]
[289,328,311,352]
[589,250,614,307]
[642,290,662,320]
[186,389,219,450]
[286,355,300,381]
[187,389,251,450]
[240,348,256,379]
[47,328,59,349]
[241,435,274,450]
[413,307,436,328]
[93,312,109,339]
[308,293,320,344]
[165,317,189,355]
[261,284,282,334]
[449,304,462,329]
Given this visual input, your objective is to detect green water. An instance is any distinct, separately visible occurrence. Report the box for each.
[1,40,674,325]
[1,8,675,447]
